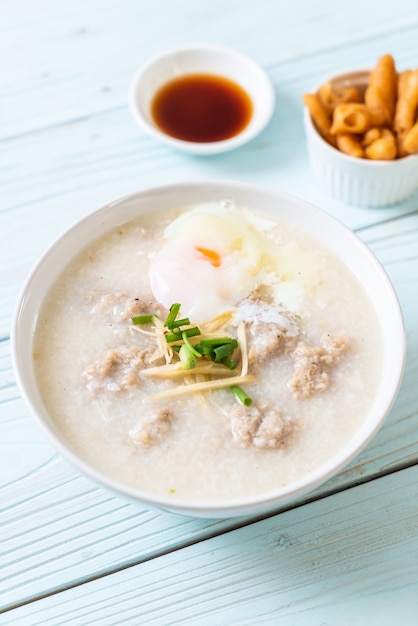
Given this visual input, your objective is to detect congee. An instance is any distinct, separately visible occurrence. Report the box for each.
[33,201,382,501]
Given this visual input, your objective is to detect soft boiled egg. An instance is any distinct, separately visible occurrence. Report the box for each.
[148,202,271,322]
[148,202,322,323]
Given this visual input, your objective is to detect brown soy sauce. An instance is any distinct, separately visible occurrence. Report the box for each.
[151,73,253,143]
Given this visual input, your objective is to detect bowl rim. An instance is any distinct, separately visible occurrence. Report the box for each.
[11,180,406,517]
[303,67,418,167]
[128,43,276,155]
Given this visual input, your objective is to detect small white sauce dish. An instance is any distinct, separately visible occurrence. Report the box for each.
[304,69,418,207]
[129,44,276,155]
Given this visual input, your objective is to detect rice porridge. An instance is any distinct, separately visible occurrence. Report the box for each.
[33,201,382,501]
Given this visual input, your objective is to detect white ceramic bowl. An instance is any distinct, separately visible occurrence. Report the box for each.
[304,69,418,207]
[129,44,275,154]
[11,181,405,518]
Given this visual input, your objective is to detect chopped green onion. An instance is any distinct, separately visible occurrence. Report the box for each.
[164,303,181,327]
[179,344,197,370]
[162,304,240,372]
[183,327,201,338]
[167,317,190,329]
[192,344,210,356]
[213,343,235,362]
[179,331,202,370]
[182,332,202,358]
[231,385,252,406]
[198,337,238,347]
[165,332,181,343]
[131,314,155,325]
[221,357,236,370]
[165,327,201,343]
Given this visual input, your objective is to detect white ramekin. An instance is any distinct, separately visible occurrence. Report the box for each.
[129,44,275,155]
[303,69,418,207]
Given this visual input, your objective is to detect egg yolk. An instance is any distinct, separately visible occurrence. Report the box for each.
[195,247,221,267]
[148,205,282,322]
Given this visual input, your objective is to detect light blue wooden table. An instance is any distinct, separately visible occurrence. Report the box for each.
[2,1,418,624]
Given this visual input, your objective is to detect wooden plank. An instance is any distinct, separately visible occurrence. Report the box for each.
[2,0,418,139]
[3,464,417,624]
[2,0,418,615]
[1,210,418,609]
